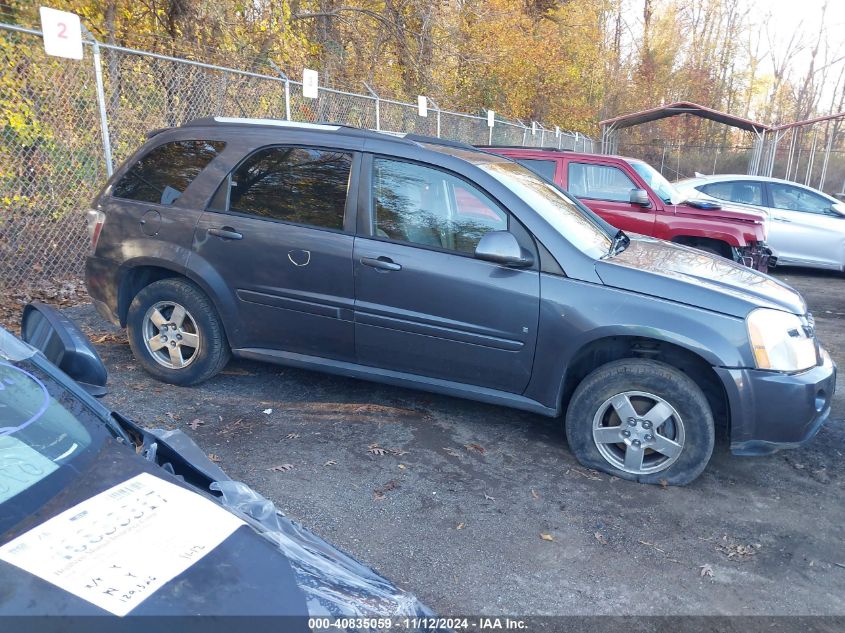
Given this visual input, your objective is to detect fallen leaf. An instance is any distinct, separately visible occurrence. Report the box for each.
[659,479,669,489]
[188,419,204,430]
[373,480,399,500]
[443,447,461,457]
[700,564,714,577]
[368,445,388,456]
[540,533,555,542]
[484,493,495,501]
[285,433,300,440]
[398,464,406,469]
[268,463,294,472]
[389,448,409,456]
[262,408,273,415]
[530,489,539,500]
[464,443,486,455]
[456,522,465,530]
[594,531,608,545]
[208,453,222,463]
[324,460,337,466]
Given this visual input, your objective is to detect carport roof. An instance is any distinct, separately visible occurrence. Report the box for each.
[599,101,770,134]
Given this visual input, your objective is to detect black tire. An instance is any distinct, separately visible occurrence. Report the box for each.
[127,278,230,386]
[565,359,714,486]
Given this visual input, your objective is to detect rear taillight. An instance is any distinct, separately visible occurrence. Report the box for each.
[87,209,105,252]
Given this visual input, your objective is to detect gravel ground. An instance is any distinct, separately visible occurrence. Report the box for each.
[65,266,845,618]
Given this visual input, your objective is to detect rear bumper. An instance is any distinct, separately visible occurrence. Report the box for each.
[715,348,837,456]
[85,255,121,326]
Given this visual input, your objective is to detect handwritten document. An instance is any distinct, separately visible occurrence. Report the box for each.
[0,472,244,615]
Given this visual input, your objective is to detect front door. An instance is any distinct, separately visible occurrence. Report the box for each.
[193,145,358,360]
[564,160,657,235]
[353,156,540,393]
[765,181,845,269]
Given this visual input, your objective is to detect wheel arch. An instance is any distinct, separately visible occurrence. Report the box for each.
[116,258,239,347]
[559,335,730,437]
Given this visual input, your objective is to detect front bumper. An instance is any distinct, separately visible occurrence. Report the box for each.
[734,242,775,273]
[715,347,837,456]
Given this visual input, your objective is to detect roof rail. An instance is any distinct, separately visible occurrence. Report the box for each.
[401,134,477,151]
[476,145,571,152]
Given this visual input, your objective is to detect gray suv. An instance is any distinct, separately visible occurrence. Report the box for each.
[85,117,836,485]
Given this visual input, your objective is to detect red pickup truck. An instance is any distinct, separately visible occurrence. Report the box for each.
[483,147,772,271]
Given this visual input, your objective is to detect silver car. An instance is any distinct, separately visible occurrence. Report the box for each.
[676,174,845,272]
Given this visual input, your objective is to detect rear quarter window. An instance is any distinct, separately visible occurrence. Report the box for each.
[112,140,226,206]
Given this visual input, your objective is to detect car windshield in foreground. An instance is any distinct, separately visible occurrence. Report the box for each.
[0,354,110,533]
[628,160,683,205]
[476,160,613,259]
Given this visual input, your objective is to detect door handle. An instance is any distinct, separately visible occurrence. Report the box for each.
[208,227,243,240]
[361,256,402,271]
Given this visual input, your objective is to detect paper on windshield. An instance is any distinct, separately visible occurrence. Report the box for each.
[0,472,244,615]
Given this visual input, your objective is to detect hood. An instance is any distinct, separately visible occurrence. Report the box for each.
[595,237,806,318]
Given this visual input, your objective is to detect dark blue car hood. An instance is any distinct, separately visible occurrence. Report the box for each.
[595,237,806,318]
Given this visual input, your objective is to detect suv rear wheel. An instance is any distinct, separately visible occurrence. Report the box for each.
[127,278,230,385]
[565,359,714,485]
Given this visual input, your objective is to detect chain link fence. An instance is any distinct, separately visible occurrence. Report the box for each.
[0,21,594,290]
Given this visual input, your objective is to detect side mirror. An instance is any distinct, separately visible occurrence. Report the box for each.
[20,302,108,396]
[474,231,534,268]
[830,201,845,217]
[629,188,651,207]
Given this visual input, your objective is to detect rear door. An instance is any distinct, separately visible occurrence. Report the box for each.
[99,139,226,262]
[193,145,359,360]
[562,160,656,235]
[764,181,845,269]
[353,155,540,393]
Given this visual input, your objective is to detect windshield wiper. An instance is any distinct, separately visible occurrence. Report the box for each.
[604,229,630,258]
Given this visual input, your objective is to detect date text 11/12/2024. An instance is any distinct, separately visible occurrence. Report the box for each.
[308,617,528,630]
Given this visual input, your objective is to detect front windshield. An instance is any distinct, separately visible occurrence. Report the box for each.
[629,160,682,205]
[478,161,612,259]
[0,354,110,533]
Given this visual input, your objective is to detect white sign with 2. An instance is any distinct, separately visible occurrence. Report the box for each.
[39,7,84,60]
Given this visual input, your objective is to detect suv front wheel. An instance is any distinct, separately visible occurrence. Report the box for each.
[127,278,230,385]
[565,359,715,485]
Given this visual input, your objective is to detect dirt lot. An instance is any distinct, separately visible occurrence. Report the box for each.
[64,267,845,618]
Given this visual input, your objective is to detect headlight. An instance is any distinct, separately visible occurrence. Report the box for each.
[746,308,817,372]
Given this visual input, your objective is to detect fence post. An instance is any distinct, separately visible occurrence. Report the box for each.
[81,25,113,176]
[516,119,527,146]
[427,98,441,137]
[268,62,291,121]
[363,82,380,131]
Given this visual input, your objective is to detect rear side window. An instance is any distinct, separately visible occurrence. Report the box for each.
[212,146,352,231]
[700,181,763,206]
[515,159,557,182]
[567,162,637,202]
[112,140,225,205]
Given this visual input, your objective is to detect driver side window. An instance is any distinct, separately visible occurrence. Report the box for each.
[372,158,508,254]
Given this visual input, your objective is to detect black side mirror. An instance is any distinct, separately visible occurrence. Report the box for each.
[474,231,534,268]
[630,188,651,207]
[21,302,108,396]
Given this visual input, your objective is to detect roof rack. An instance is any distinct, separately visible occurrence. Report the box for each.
[180,117,483,153]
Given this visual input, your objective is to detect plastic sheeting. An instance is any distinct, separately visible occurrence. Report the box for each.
[211,480,437,630]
